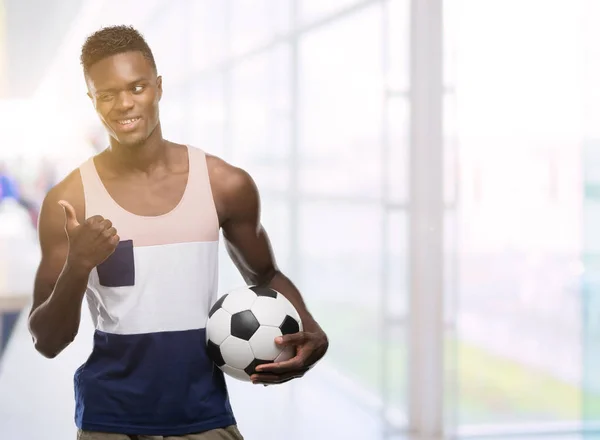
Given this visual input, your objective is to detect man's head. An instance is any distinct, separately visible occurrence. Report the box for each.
[81,25,162,147]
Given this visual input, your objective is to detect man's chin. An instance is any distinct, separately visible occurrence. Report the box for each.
[114,133,146,148]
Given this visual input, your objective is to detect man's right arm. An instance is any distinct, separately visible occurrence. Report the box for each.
[27,177,91,359]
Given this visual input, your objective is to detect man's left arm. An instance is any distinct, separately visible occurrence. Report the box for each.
[219,167,329,384]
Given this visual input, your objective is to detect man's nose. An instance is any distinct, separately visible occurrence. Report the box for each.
[115,91,134,111]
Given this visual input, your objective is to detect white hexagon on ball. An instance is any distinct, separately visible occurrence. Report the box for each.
[220,365,251,382]
[205,308,231,345]
[220,336,255,370]
[221,287,258,314]
[249,326,283,360]
[251,296,288,327]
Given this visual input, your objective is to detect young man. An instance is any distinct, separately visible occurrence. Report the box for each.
[27,25,329,440]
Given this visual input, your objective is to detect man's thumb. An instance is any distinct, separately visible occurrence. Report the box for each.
[58,200,79,231]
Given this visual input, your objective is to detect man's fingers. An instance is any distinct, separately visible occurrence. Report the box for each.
[58,200,79,232]
[86,215,106,224]
[108,234,120,246]
[275,332,307,347]
[103,227,117,238]
[254,355,305,374]
[100,219,113,230]
[250,371,305,385]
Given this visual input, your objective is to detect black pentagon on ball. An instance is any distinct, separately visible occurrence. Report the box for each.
[244,359,272,376]
[250,286,278,298]
[230,310,260,341]
[280,315,300,336]
[206,339,225,367]
[208,294,228,318]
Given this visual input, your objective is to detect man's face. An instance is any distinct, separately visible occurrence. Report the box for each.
[86,51,162,147]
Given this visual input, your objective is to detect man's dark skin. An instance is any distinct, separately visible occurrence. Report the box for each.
[27,51,328,385]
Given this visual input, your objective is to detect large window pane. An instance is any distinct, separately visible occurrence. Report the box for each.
[582,0,600,426]
[231,0,292,55]
[299,0,360,24]
[146,3,188,83]
[159,82,186,142]
[298,201,394,411]
[188,0,228,71]
[231,46,291,192]
[386,0,410,92]
[448,0,587,429]
[382,211,408,420]
[187,74,226,156]
[299,5,383,198]
[260,197,292,273]
[386,98,409,204]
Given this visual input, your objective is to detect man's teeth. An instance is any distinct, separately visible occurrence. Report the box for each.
[118,118,139,125]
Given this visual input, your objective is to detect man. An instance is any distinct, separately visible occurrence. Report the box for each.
[28,25,329,440]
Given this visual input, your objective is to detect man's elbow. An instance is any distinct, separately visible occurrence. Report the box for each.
[34,341,60,359]
[31,332,76,359]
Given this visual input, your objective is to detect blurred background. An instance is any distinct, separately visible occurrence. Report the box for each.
[0,0,599,439]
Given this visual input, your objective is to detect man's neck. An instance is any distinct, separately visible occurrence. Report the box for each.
[106,126,169,175]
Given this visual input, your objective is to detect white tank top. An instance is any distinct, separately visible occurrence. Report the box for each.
[73,145,236,436]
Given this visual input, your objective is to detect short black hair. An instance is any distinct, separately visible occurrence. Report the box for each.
[80,25,156,75]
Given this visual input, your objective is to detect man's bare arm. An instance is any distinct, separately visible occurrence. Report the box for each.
[210,158,328,382]
[28,171,119,359]
[217,167,318,329]
[28,173,90,358]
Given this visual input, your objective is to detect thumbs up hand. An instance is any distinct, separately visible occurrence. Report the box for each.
[58,200,120,271]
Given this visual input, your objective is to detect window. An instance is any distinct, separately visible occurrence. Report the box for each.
[188,0,229,71]
[187,74,226,156]
[386,98,409,204]
[386,0,410,93]
[446,0,587,429]
[146,3,188,84]
[231,45,291,192]
[298,5,383,199]
[299,0,363,24]
[230,0,292,55]
[297,201,406,413]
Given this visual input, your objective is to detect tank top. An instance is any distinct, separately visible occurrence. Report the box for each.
[73,145,236,436]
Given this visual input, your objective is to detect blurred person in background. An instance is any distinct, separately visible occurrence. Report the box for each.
[0,162,19,202]
[0,161,39,228]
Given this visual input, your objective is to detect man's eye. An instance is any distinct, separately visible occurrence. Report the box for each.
[133,85,144,93]
[98,94,113,101]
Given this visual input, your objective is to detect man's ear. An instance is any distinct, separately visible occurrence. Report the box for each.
[157,76,163,101]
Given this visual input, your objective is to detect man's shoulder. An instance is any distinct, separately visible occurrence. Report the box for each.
[42,161,88,222]
[203,153,259,224]
[205,153,255,196]
[46,169,80,199]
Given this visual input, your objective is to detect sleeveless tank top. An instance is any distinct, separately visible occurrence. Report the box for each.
[73,145,236,436]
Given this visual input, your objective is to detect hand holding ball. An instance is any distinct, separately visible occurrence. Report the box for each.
[205,286,303,382]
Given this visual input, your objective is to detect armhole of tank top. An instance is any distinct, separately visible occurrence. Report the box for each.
[78,158,95,220]
[189,145,220,233]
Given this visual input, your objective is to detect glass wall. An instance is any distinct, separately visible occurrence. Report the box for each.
[445,0,599,436]
[156,1,411,437]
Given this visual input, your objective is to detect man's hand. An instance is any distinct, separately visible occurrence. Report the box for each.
[59,200,120,271]
[250,329,329,385]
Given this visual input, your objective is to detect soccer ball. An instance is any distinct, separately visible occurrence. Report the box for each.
[205,285,303,382]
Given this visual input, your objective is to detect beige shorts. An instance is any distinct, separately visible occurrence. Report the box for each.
[76,425,244,440]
